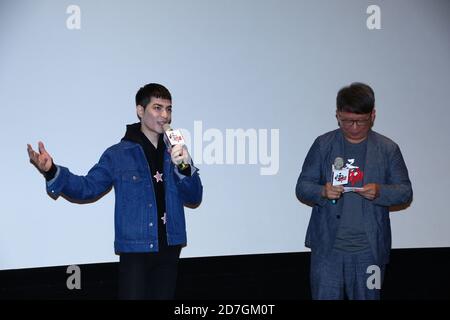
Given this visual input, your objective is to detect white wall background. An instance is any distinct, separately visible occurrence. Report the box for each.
[1,0,449,270]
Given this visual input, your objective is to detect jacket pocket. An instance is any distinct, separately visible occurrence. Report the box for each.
[117,171,147,241]
[120,170,146,201]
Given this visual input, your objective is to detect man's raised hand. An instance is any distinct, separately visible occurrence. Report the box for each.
[27,141,53,173]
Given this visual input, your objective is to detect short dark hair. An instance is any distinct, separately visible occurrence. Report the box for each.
[135,83,172,109]
[336,82,375,114]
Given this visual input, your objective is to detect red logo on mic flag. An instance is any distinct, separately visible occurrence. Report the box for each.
[348,168,363,186]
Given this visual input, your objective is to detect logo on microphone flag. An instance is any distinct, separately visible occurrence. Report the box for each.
[167,129,185,145]
[332,165,349,186]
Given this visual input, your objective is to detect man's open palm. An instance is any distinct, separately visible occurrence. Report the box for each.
[27,141,53,173]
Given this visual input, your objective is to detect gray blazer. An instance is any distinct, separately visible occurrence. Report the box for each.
[296,129,412,264]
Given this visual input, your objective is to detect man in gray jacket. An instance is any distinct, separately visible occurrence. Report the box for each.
[296,82,412,300]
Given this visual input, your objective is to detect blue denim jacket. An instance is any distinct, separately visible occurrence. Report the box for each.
[296,129,412,264]
[47,140,203,253]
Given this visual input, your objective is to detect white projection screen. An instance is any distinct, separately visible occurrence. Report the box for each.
[1,0,449,270]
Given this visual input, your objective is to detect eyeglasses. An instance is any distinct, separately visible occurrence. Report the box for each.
[337,115,372,127]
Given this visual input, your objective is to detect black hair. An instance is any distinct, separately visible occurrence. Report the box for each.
[135,83,172,109]
[336,82,375,114]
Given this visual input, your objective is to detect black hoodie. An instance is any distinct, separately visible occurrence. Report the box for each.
[122,122,171,250]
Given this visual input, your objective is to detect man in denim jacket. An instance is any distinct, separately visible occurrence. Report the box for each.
[296,83,412,300]
[28,83,203,299]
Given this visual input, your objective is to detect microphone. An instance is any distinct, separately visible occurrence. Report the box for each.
[331,157,345,204]
[333,157,344,171]
[162,123,190,171]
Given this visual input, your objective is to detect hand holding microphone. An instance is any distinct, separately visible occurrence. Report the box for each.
[162,123,191,170]
[170,144,191,169]
[322,182,344,202]
[328,157,347,204]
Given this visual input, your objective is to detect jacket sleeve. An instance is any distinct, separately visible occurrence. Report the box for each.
[296,138,328,207]
[46,151,114,202]
[173,164,203,207]
[372,144,413,207]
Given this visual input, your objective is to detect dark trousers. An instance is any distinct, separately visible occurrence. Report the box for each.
[310,248,385,300]
[118,246,181,300]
